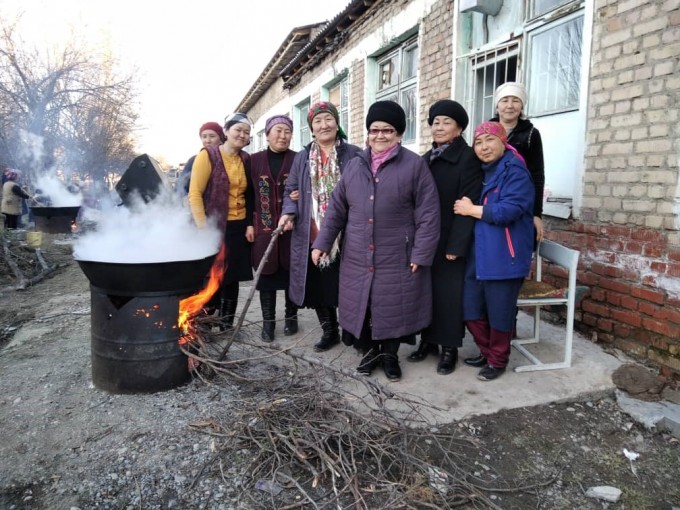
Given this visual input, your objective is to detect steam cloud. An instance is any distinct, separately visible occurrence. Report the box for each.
[34,175,82,207]
[73,191,221,263]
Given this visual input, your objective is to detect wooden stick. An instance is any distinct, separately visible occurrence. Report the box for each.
[217,226,283,361]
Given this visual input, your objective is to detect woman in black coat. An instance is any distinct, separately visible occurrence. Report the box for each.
[407,100,482,375]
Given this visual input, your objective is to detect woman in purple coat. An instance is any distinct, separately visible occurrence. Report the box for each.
[278,102,361,352]
[312,101,440,381]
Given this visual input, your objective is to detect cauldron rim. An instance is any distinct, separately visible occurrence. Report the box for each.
[30,205,81,217]
[75,252,218,295]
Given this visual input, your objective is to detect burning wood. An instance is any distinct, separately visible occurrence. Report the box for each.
[178,243,227,342]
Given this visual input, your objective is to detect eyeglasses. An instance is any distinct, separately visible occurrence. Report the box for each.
[368,128,396,136]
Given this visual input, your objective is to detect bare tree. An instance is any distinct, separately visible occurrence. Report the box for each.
[0,18,138,187]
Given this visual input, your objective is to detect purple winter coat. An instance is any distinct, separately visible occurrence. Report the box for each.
[312,145,440,340]
[281,140,362,306]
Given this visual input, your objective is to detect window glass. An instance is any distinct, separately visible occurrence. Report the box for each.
[297,102,311,148]
[533,0,572,17]
[328,78,350,134]
[375,37,419,143]
[528,15,583,115]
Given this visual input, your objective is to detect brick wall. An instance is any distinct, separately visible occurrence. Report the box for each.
[567,0,680,377]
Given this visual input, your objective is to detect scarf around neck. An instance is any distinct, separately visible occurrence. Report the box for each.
[309,140,341,262]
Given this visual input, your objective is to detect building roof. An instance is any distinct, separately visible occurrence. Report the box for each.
[235,23,326,113]
[235,0,379,110]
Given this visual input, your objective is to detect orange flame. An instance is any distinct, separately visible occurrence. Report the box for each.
[178,244,226,339]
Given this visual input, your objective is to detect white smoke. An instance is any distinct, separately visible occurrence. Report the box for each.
[73,190,221,263]
[34,175,83,207]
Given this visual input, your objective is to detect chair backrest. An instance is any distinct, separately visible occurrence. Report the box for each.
[535,240,580,282]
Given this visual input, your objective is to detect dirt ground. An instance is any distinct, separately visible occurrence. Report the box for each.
[1,233,679,509]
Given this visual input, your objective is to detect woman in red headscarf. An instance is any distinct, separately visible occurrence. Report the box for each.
[178,122,226,197]
[454,121,534,381]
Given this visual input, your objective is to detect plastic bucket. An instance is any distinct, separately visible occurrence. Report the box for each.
[26,231,42,248]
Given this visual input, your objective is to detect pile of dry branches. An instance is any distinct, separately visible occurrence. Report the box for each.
[0,233,58,291]
[178,320,558,509]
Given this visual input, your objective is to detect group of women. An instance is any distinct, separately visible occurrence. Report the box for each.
[186,81,543,383]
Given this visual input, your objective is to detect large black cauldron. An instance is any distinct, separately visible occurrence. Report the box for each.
[31,206,81,234]
[76,254,216,394]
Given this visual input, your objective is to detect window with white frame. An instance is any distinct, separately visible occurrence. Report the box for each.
[461,43,519,132]
[527,13,584,116]
[327,77,349,136]
[375,38,419,143]
[294,100,311,150]
[256,130,265,151]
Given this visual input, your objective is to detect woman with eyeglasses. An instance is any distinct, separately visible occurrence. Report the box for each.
[188,113,255,330]
[311,101,440,381]
[278,102,361,352]
[407,100,482,376]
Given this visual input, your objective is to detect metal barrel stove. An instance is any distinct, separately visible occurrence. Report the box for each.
[77,256,215,394]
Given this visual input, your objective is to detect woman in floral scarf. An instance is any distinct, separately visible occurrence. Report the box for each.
[279,102,361,352]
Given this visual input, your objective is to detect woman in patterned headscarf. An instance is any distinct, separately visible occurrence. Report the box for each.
[454,121,534,381]
[278,102,361,352]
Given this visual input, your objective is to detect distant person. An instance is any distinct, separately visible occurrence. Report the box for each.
[2,170,31,229]
[250,115,298,341]
[311,101,440,381]
[410,100,482,375]
[278,102,361,352]
[188,113,254,330]
[491,82,545,244]
[178,122,226,197]
[454,122,534,381]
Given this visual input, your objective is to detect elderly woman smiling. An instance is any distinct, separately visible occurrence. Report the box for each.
[453,121,534,381]
[312,101,440,381]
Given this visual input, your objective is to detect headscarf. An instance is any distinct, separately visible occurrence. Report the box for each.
[224,112,254,131]
[265,115,293,135]
[199,122,226,142]
[473,121,525,165]
[4,169,18,181]
[494,82,528,109]
[307,101,347,140]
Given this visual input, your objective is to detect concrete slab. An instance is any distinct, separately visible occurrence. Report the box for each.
[616,389,680,438]
[238,285,623,425]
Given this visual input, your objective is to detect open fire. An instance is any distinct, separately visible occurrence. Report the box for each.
[178,243,226,343]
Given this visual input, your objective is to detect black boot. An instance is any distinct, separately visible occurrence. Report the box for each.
[219,298,238,331]
[406,340,439,362]
[437,347,458,375]
[357,345,381,376]
[313,307,340,352]
[381,340,402,381]
[259,290,276,342]
[283,297,298,336]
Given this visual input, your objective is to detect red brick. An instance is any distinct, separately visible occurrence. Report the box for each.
[631,228,665,243]
[621,268,639,281]
[614,323,631,338]
[612,308,642,327]
[667,263,680,278]
[643,244,664,258]
[582,313,598,327]
[631,286,665,304]
[657,307,680,325]
[594,240,623,255]
[642,317,675,337]
[590,287,606,302]
[599,278,631,294]
[580,271,600,287]
[642,274,657,286]
[597,318,614,332]
[650,262,667,273]
[601,225,631,238]
[638,301,659,317]
[582,300,610,317]
[669,249,680,263]
[624,241,643,254]
[620,295,638,310]
[591,262,622,278]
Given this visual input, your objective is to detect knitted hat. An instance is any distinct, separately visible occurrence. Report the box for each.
[265,115,293,135]
[494,82,528,108]
[199,122,225,142]
[427,99,469,131]
[365,100,406,135]
[307,101,347,140]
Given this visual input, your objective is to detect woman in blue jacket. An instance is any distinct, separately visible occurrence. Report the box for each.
[453,121,534,381]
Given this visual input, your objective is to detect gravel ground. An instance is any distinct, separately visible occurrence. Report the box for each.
[1,235,679,509]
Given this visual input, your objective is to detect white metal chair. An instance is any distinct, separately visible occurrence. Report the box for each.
[512,240,581,372]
